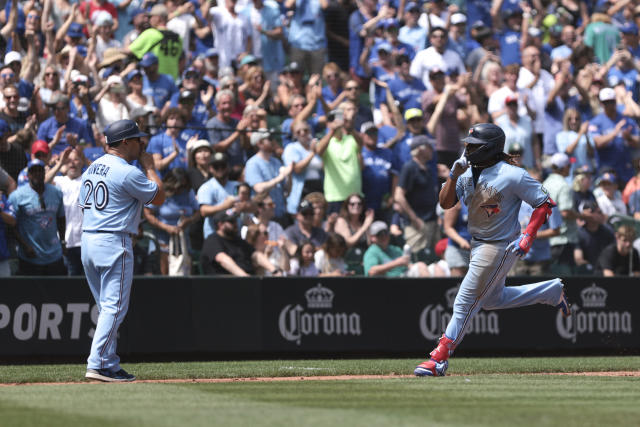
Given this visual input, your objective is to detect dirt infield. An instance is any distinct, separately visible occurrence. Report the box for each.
[1,371,639,387]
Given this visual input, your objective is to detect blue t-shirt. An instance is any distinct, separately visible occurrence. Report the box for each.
[282,141,323,214]
[143,73,178,109]
[69,95,98,123]
[543,95,583,155]
[399,25,427,53]
[316,85,341,116]
[348,9,368,77]
[7,183,65,264]
[147,132,189,177]
[244,154,287,218]
[169,92,214,125]
[288,0,326,51]
[589,111,638,182]
[36,116,95,155]
[150,189,199,226]
[196,177,238,238]
[608,67,639,102]
[499,29,521,66]
[370,66,396,108]
[361,146,396,210]
[388,75,426,111]
[79,154,159,235]
[257,0,286,72]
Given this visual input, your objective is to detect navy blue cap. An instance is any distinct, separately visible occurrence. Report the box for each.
[621,22,639,34]
[67,22,84,38]
[205,47,219,58]
[76,45,87,58]
[129,8,147,24]
[382,18,399,29]
[405,2,419,11]
[104,119,148,144]
[139,52,158,67]
[126,69,142,82]
[182,66,199,79]
[28,159,46,170]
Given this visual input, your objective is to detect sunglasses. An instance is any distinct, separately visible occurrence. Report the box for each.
[326,73,339,79]
[349,201,362,206]
[1,73,14,79]
[4,94,18,99]
[297,128,310,134]
[53,105,68,111]
[345,86,358,91]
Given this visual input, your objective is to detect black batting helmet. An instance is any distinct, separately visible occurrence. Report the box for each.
[462,123,505,165]
[104,119,148,145]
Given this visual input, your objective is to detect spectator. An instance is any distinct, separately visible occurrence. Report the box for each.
[7,160,67,275]
[442,200,470,277]
[317,62,347,117]
[471,54,502,101]
[551,25,577,64]
[359,37,396,125]
[165,0,204,55]
[496,94,535,169]
[399,2,426,54]
[37,93,95,156]
[598,224,640,276]
[410,26,465,90]
[363,220,429,277]
[242,194,288,247]
[334,193,373,275]
[368,18,415,65]
[67,72,97,125]
[359,121,396,214]
[139,52,178,110]
[0,174,16,276]
[249,0,286,88]
[348,0,386,82]
[394,135,439,258]
[206,89,249,179]
[245,129,293,221]
[314,232,349,275]
[280,91,321,148]
[284,199,328,255]
[491,4,523,67]
[208,0,252,70]
[276,62,305,116]
[123,9,150,48]
[575,200,614,274]
[622,157,640,206]
[200,211,254,275]
[340,79,373,131]
[95,75,130,130]
[144,168,200,275]
[488,63,526,121]
[556,108,595,176]
[584,10,620,65]
[53,149,84,275]
[0,84,30,133]
[0,119,27,181]
[186,139,213,192]
[315,101,363,212]
[282,120,323,216]
[285,0,328,76]
[148,108,191,177]
[93,10,121,62]
[304,191,335,232]
[590,87,640,184]
[127,4,182,79]
[466,22,496,72]
[244,223,289,276]
[543,152,581,273]
[125,69,157,128]
[197,152,238,239]
[571,167,598,212]
[594,172,627,218]
[239,66,274,113]
[174,89,209,142]
[388,54,426,111]
[288,241,319,276]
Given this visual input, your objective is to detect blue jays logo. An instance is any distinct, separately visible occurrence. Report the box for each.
[481,204,501,217]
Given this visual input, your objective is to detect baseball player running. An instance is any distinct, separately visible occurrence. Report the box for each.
[80,120,165,382]
[414,123,571,377]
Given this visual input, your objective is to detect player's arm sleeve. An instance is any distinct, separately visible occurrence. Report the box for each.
[516,171,550,208]
[124,167,159,205]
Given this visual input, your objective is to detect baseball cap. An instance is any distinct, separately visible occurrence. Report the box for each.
[429,67,445,78]
[187,139,212,153]
[621,22,639,34]
[67,22,84,38]
[409,135,434,150]
[596,172,617,186]
[27,159,46,170]
[360,121,377,134]
[128,8,147,24]
[93,10,114,26]
[450,13,467,25]
[298,199,315,215]
[505,94,518,105]
[240,55,258,66]
[377,41,393,53]
[599,87,616,102]
[210,152,228,166]
[369,220,389,236]
[575,164,593,176]
[286,61,301,74]
[404,108,423,121]
[205,48,219,58]
[4,51,21,65]
[182,66,199,79]
[405,2,419,12]
[107,74,124,87]
[140,52,159,67]
[104,119,148,145]
[31,140,50,155]
[550,152,570,169]
[250,129,271,146]
[125,69,142,82]
[382,18,399,30]
[150,4,168,16]
[528,27,542,38]
[471,20,487,30]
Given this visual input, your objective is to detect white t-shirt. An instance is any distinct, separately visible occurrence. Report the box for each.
[487,85,528,117]
[168,14,196,54]
[209,6,251,69]
[516,67,555,134]
[54,175,83,248]
[410,47,465,90]
[97,97,130,131]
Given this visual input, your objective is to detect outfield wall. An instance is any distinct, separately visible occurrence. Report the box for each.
[0,277,637,358]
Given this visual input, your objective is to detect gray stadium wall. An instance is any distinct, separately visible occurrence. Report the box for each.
[0,277,637,359]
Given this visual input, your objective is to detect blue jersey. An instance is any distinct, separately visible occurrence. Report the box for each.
[7,183,65,264]
[79,154,158,234]
[143,74,178,109]
[37,116,95,156]
[388,75,426,111]
[244,154,287,218]
[448,201,471,249]
[455,162,549,241]
[370,66,396,108]
[499,30,521,66]
[196,177,238,238]
[147,132,189,177]
[589,111,638,182]
[361,146,396,210]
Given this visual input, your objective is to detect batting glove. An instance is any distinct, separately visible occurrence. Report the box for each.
[507,233,534,258]
[450,155,468,179]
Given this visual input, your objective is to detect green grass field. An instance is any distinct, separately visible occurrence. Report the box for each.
[1,357,639,427]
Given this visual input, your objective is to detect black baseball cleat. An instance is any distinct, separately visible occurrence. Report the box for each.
[556,288,571,317]
[86,368,136,382]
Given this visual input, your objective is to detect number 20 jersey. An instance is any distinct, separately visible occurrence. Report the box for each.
[78,154,158,234]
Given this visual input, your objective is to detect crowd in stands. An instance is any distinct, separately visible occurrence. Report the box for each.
[2,0,640,278]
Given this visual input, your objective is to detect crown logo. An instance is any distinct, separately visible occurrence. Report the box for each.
[445,286,459,309]
[580,283,607,308]
[305,283,334,309]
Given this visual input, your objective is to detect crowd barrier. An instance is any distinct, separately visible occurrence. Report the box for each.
[0,276,637,359]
